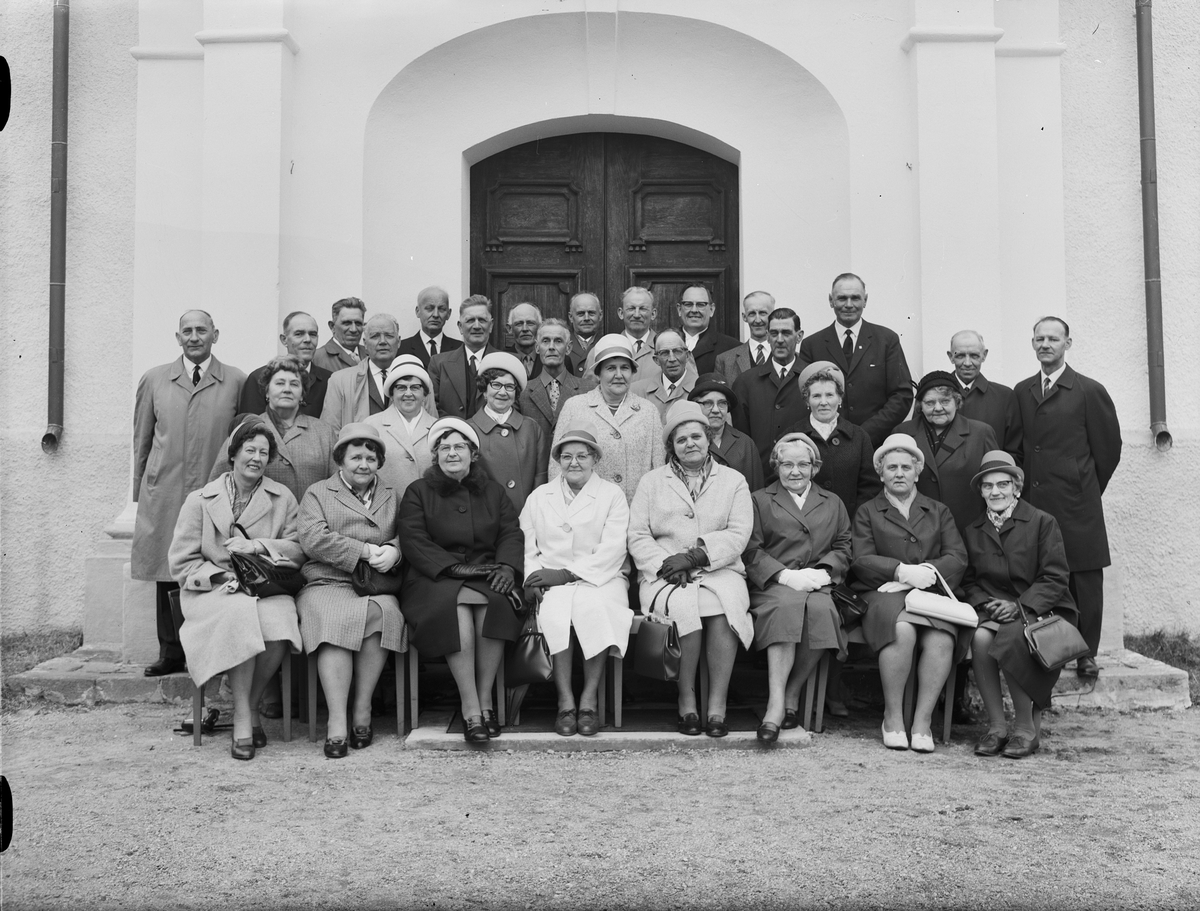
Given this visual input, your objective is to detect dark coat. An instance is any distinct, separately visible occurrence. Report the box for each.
[895,413,998,535]
[798,320,914,447]
[397,332,462,368]
[312,338,366,374]
[238,363,331,418]
[428,344,499,420]
[688,327,741,376]
[1015,365,1122,571]
[518,370,582,471]
[468,408,546,512]
[957,373,1022,465]
[785,416,880,519]
[731,360,808,479]
[712,425,764,492]
[567,336,598,388]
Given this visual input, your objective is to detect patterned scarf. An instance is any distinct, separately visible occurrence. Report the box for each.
[225,473,262,524]
[670,455,713,501]
[338,470,377,508]
[987,500,1017,531]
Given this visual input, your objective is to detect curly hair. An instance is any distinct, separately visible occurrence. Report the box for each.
[227,420,277,466]
[801,367,844,401]
[257,355,305,398]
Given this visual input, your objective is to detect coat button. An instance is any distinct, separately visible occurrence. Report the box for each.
[612,430,622,439]
[831,437,841,446]
[685,511,694,518]
[909,536,917,543]
[613,473,623,483]
[1034,445,1040,452]
[458,506,467,513]
[507,480,516,488]
[775,404,781,410]
[1033,481,1040,487]
[406,454,414,461]
[501,428,509,437]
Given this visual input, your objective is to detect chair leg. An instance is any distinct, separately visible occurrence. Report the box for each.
[903,665,917,736]
[941,663,956,744]
[813,652,830,734]
[801,662,817,731]
[408,645,419,730]
[597,654,607,728]
[612,653,623,729]
[698,628,709,722]
[495,657,506,727]
[281,655,292,743]
[297,655,309,724]
[193,682,203,747]
[395,650,406,737]
[307,651,319,743]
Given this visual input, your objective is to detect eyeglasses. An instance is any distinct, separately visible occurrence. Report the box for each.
[980,480,1014,491]
[487,381,517,394]
[777,461,814,472]
[558,453,594,465]
[437,443,471,455]
[698,399,730,412]
[390,383,425,394]
[655,348,688,361]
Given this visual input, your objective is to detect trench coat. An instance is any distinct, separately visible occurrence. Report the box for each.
[520,475,632,659]
[134,356,247,581]
[469,409,546,512]
[365,406,436,498]
[628,461,754,647]
[962,499,1078,707]
[208,412,337,503]
[397,474,525,658]
[169,475,304,687]
[895,413,998,534]
[744,482,852,653]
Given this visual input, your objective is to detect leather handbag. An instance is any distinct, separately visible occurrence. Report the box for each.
[830,582,866,628]
[633,584,682,682]
[228,524,303,598]
[506,605,554,687]
[903,564,978,628]
[1022,610,1089,671]
[351,559,403,597]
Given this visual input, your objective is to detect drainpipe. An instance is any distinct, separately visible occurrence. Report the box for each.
[42,0,69,453]
[1135,0,1171,452]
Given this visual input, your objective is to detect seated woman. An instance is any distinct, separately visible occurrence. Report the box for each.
[468,352,546,512]
[365,354,438,497]
[520,429,632,737]
[744,433,852,743]
[963,451,1078,759]
[169,419,305,761]
[628,401,754,738]
[851,433,968,753]
[688,372,764,492]
[398,418,525,742]
[297,422,406,759]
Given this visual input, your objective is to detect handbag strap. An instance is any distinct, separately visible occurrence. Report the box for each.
[647,582,678,619]
[921,563,960,603]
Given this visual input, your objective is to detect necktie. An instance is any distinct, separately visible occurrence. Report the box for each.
[378,366,387,398]
[842,329,854,362]
[667,383,677,398]
[429,339,437,358]
[753,344,765,366]
[548,378,560,411]
[192,364,201,386]
[635,339,643,353]
[1043,376,1052,399]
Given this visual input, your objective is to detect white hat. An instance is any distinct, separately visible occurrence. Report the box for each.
[587,334,638,375]
[771,432,822,470]
[477,351,529,391]
[429,417,480,450]
[383,354,433,396]
[872,433,925,474]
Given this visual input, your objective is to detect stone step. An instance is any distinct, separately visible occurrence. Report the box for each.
[1051,648,1192,710]
[10,648,195,706]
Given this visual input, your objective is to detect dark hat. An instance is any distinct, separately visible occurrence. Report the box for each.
[688,372,739,411]
[915,370,960,403]
[970,450,1024,489]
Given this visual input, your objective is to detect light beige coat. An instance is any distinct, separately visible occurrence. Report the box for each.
[365,406,436,499]
[549,388,664,503]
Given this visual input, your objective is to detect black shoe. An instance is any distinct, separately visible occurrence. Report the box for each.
[231,735,255,761]
[554,710,578,737]
[463,715,490,743]
[757,722,780,744]
[350,725,373,750]
[705,716,728,738]
[251,725,268,749]
[677,712,702,736]
[577,709,600,737]
[974,731,1007,757]
[324,737,348,759]
[483,708,501,738]
[1076,656,1099,678]
[144,658,186,677]
[1002,733,1040,759]
[781,708,800,730]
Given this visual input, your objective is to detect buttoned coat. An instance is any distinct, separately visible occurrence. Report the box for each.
[520,474,632,658]
[319,359,387,435]
[627,330,659,381]
[428,344,499,419]
[169,475,304,686]
[568,335,598,387]
[711,425,764,492]
[398,332,462,368]
[208,413,337,503]
[238,362,332,418]
[133,356,247,581]
[549,389,665,503]
[364,406,436,498]
[1015,365,1122,571]
[731,360,808,479]
[628,461,755,647]
[312,338,366,374]
[469,408,546,511]
[895,413,998,535]
[958,373,1022,465]
[687,327,741,376]
[518,370,582,470]
[784,416,880,519]
[629,363,698,418]
[715,342,758,384]
[799,320,914,447]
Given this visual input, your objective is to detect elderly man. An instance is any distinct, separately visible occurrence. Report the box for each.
[1016,317,1121,678]
[732,308,808,479]
[429,295,500,419]
[504,302,547,379]
[946,329,1022,463]
[677,284,740,375]
[567,292,602,387]
[798,273,913,448]
[320,313,401,433]
[716,291,775,383]
[398,285,462,367]
[629,328,698,417]
[238,311,332,417]
[133,310,246,676]
[519,318,581,469]
[618,286,659,380]
[312,297,367,373]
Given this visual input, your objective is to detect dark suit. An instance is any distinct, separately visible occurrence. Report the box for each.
[569,336,597,382]
[686,327,740,376]
[895,413,998,535]
[311,338,365,374]
[731,361,808,479]
[1016,365,1121,654]
[238,363,331,418]
[957,373,1022,465]
[519,370,582,470]
[398,332,462,368]
[428,344,499,419]
[798,320,913,447]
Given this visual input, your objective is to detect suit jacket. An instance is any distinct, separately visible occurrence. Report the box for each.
[428,344,499,419]
[319,359,388,435]
[568,335,597,382]
[519,370,582,471]
[895,413,998,535]
[504,344,551,381]
[238,363,331,418]
[629,364,698,418]
[311,338,366,374]
[364,406,437,499]
[744,482,852,591]
[469,409,546,511]
[958,373,1022,465]
[132,356,247,581]
[798,320,913,447]
[687,327,741,376]
[711,425,764,493]
[1015,365,1121,571]
[626,331,659,382]
[850,490,968,594]
[398,332,462,368]
[716,341,764,385]
[208,412,337,503]
[731,361,809,479]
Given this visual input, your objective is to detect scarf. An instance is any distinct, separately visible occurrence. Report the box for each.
[670,455,713,501]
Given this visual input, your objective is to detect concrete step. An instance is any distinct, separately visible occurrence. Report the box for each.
[1052,648,1191,710]
[9,648,195,705]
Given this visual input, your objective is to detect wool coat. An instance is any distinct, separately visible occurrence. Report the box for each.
[629,363,698,418]
[895,413,998,535]
[731,360,809,479]
[957,373,1023,465]
[711,425,764,492]
[169,475,304,687]
[469,409,546,512]
[518,370,582,470]
[628,461,755,647]
[208,413,337,504]
[319,359,387,435]
[397,474,526,658]
[398,331,462,367]
[428,344,500,419]
[238,362,332,418]
[520,475,632,658]
[296,473,406,653]
[133,356,247,581]
[785,415,880,519]
[715,342,760,385]
[312,338,366,374]
[549,389,665,503]
[364,406,436,498]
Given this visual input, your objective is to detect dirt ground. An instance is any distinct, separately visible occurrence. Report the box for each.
[2,702,1199,910]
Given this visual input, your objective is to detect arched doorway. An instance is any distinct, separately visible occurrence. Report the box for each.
[470,132,740,346]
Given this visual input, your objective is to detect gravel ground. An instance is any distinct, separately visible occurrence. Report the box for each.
[3,703,1199,910]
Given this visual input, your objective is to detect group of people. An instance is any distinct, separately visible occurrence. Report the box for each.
[132,274,1121,761]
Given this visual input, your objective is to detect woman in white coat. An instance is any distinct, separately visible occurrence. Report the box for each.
[628,401,754,738]
[521,429,631,737]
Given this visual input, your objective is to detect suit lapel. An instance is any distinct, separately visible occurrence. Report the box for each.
[528,381,556,424]
[824,327,850,371]
[236,482,275,530]
[201,480,235,537]
[848,323,871,373]
[770,483,804,526]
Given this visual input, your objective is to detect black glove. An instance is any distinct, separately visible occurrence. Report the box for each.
[526,568,574,589]
[488,564,516,594]
[661,569,692,587]
[658,553,695,580]
[523,585,544,607]
[685,546,709,568]
[445,563,499,580]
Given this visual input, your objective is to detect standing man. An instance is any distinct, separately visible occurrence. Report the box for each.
[946,329,1022,463]
[398,285,461,367]
[618,286,659,380]
[567,292,602,388]
[519,317,581,469]
[429,295,500,419]
[312,297,367,373]
[732,308,808,479]
[677,284,740,375]
[504,302,545,379]
[629,328,698,418]
[134,310,246,676]
[798,273,913,448]
[1016,317,1121,678]
[320,313,401,434]
[238,311,332,417]
[716,291,774,383]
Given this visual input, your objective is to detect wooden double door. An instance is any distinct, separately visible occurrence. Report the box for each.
[470,133,740,347]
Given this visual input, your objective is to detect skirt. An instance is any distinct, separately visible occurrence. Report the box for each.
[180,589,302,687]
[976,618,1065,708]
[402,578,525,658]
[539,578,632,659]
[296,581,405,654]
[860,591,972,662]
[749,586,846,658]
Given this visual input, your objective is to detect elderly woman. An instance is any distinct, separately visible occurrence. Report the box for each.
[963,451,1078,759]
[628,401,754,738]
[297,423,406,759]
[520,429,632,737]
[689,372,764,492]
[468,351,546,511]
[170,419,305,761]
[896,370,998,534]
[398,417,525,742]
[744,433,852,742]
[366,354,437,497]
[851,433,969,753]
[551,334,664,504]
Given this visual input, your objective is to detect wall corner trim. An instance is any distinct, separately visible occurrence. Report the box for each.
[130,46,205,61]
[901,26,1005,53]
[995,43,1068,58]
[194,28,299,55]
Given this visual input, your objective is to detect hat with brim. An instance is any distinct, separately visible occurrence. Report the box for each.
[552,428,603,462]
[382,354,433,397]
[772,432,822,470]
[688,372,739,411]
[478,351,529,391]
[796,360,845,393]
[588,334,638,375]
[971,449,1024,489]
[915,370,960,404]
[429,416,480,450]
[662,400,709,446]
[872,433,924,474]
[335,421,386,456]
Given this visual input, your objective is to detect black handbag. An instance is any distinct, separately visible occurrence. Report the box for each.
[228,524,303,598]
[350,560,403,597]
[1022,610,1090,671]
[830,582,866,628]
[633,584,682,682]
[506,605,554,687]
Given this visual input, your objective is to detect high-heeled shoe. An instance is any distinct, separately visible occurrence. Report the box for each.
[463,715,490,743]
[231,734,256,761]
[780,708,800,730]
[881,723,909,750]
[483,708,501,738]
[349,725,373,750]
[251,725,268,749]
[324,737,348,759]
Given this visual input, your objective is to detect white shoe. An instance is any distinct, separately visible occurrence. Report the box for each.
[910,731,935,753]
[881,723,909,750]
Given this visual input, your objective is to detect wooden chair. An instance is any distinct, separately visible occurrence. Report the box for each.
[403,646,506,731]
[306,647,407,742]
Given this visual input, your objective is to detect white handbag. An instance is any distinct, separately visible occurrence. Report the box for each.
[904,564,978,628]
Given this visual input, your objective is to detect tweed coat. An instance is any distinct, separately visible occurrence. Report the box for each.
[238,362,332,418]
[715,341,761,384]
[364,406,436,498]
[629,363,698,418]
[312,338,366,374]
[208,413,337,504]
[798,320,914,447]
[962,498,1078,707]
[469,408,546,511]
[628,461,755,647]
[744,482,851,653]
[133,356,247,581]
[731,360,808,479]
[319,359,387,435]
[397,474,526,657]
[428,344,499,419]
[957,373,1023,465]
[1015,365,1122,571]
[626,330,659,381]
[711,425,764,492]
[785,416,880,519]
[549,389,665,503]
[518,370,582,470]
[296,473,406,653]
[520,474,632,658]
[169,475,304,687]
[398,331,462,368]
[895,413,998,534]
[686,327,741,376]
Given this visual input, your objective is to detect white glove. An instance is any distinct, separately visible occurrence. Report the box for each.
[896,563,937,590]
[778,569,820,592]
[795,568,831,589]
[877,580,914,594]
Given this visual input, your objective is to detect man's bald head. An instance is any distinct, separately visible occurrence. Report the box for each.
[947,329,988,385]
[176,310,218,364]
[363,313,400,368]
[179,309,214,330]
